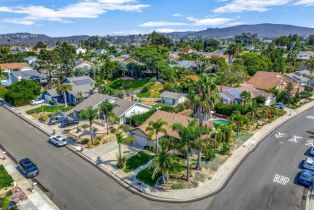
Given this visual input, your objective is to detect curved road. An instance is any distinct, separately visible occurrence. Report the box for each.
[0,106,313,210]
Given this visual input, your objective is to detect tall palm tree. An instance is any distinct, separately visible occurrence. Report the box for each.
[151,150,173,184]
[99,100,118,134]
[189,76,220,124]
[172,121,202,181]
[115,131,134,161]
[56,83,72,107]
[146,119,167,153]
[80,106,99,144]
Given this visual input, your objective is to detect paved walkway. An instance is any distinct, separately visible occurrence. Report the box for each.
[0,150,59,210]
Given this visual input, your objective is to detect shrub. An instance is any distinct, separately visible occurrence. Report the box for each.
[298,91,313,99]
[81,124,89,129]
[110,127,117,133]
[0,165,14,190]
[219,142,231,155]
[215,103,250,116]
[203,148,216,161]
[81,139,89,145]
[130,109,156,127]
[171,182,184,190]
[38,114,49,123]
[62,129,71,134]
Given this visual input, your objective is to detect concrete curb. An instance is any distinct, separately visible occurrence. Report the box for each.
[1,101,314,203]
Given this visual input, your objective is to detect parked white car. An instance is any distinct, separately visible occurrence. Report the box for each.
[48,135,68,147]
[31,99,45,105]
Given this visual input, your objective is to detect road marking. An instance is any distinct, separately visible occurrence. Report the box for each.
[275,132,286,138]
[273,174,289,185]
[288,135,302,143]
[305,140,314,147]
[306,116,314,120]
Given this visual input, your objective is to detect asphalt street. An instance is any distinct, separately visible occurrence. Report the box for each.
[1,105,314,210]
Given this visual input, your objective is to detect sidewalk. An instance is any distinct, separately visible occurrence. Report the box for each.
[0,149,59,210]
[3,99,314,202]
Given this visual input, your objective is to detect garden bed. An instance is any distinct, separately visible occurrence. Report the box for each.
[123,151,154,173]
[26,105,74,115]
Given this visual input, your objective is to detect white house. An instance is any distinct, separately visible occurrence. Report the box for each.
[76,48,87,55]
[72,93,151,124]
[297,51,314,61]
[160,91,188,106]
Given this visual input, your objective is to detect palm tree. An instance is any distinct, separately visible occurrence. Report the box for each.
[80,106,99,144]
[56,83,72,107]
[146,119,167,153]
[151,150,173,184]
[99,100,118,134]
[240,91,251,105]
[76,92,84,103]
[189,76,220,124]
[226,43,242,62]
[230,111,250,137]
[307,58,314,78]
[115,131,134,161]
[172,121,202,181]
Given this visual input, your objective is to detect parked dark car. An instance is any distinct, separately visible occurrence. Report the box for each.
[48,115,66,125]
[275,102,285,110]
[60,118,79,128]
[19,158,39,178]
[299,169,314,187]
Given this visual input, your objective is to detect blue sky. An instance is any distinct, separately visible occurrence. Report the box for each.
[0,0,314,36]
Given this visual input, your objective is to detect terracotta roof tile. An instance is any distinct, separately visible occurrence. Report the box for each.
[247,71,286,91]
[0,63,28,70]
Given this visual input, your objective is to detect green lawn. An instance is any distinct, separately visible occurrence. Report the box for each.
[26,105,74,115]
[235,132,253,144]
[0,165,14,190]
[109,78,150,92]
[136,167,161,187]
[0,85,8,98]
[123,151,154,173]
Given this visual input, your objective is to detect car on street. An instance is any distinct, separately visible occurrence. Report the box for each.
[309,147,314,156]
[48,115,66,125]
[303,157,314,171]
[18,158,39,178]
[299,169,314,187]
[48,135,68,147]
[30,99,45,105]
[275,102,285,110]
[60,118,79,128]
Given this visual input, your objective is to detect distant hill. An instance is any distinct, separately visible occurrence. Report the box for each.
[0,33,90,46]
[1,24,314,46]
[167,23,314,38]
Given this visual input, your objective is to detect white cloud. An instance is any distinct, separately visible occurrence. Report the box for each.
[0,0,149,25]
[172,13,183,17]
[214,0,291,13]
[155,28,192,33]
[295,0,314,6]
[139,21,188,27]
[187,17,233,26]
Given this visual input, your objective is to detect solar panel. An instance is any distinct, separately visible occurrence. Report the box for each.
[225,89,241,98]
[72,79,92,86]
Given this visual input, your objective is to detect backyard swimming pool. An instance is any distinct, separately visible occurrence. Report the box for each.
[213,119,229,126]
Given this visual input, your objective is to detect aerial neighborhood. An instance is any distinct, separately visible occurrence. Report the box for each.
[1,28,314,209]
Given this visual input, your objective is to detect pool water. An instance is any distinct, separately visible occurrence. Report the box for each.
[213,119,229,126]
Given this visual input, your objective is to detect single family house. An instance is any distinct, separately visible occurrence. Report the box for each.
[160,91,188,106]
[130,110,193,148]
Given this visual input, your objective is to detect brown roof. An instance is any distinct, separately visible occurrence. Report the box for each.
[236,85,273,98]
[0,63,28,70]
[138,110,193,140]
[247,71,286,91]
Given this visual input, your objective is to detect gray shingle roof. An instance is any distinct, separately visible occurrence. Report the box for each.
[73,93,115,112]
[46,89,61,97]
[64,76,95,97]
[112,99,135,117]
[160,91,187,100]
[11,70,47,80]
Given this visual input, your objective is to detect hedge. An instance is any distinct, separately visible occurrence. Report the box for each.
[215,103,250,116]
